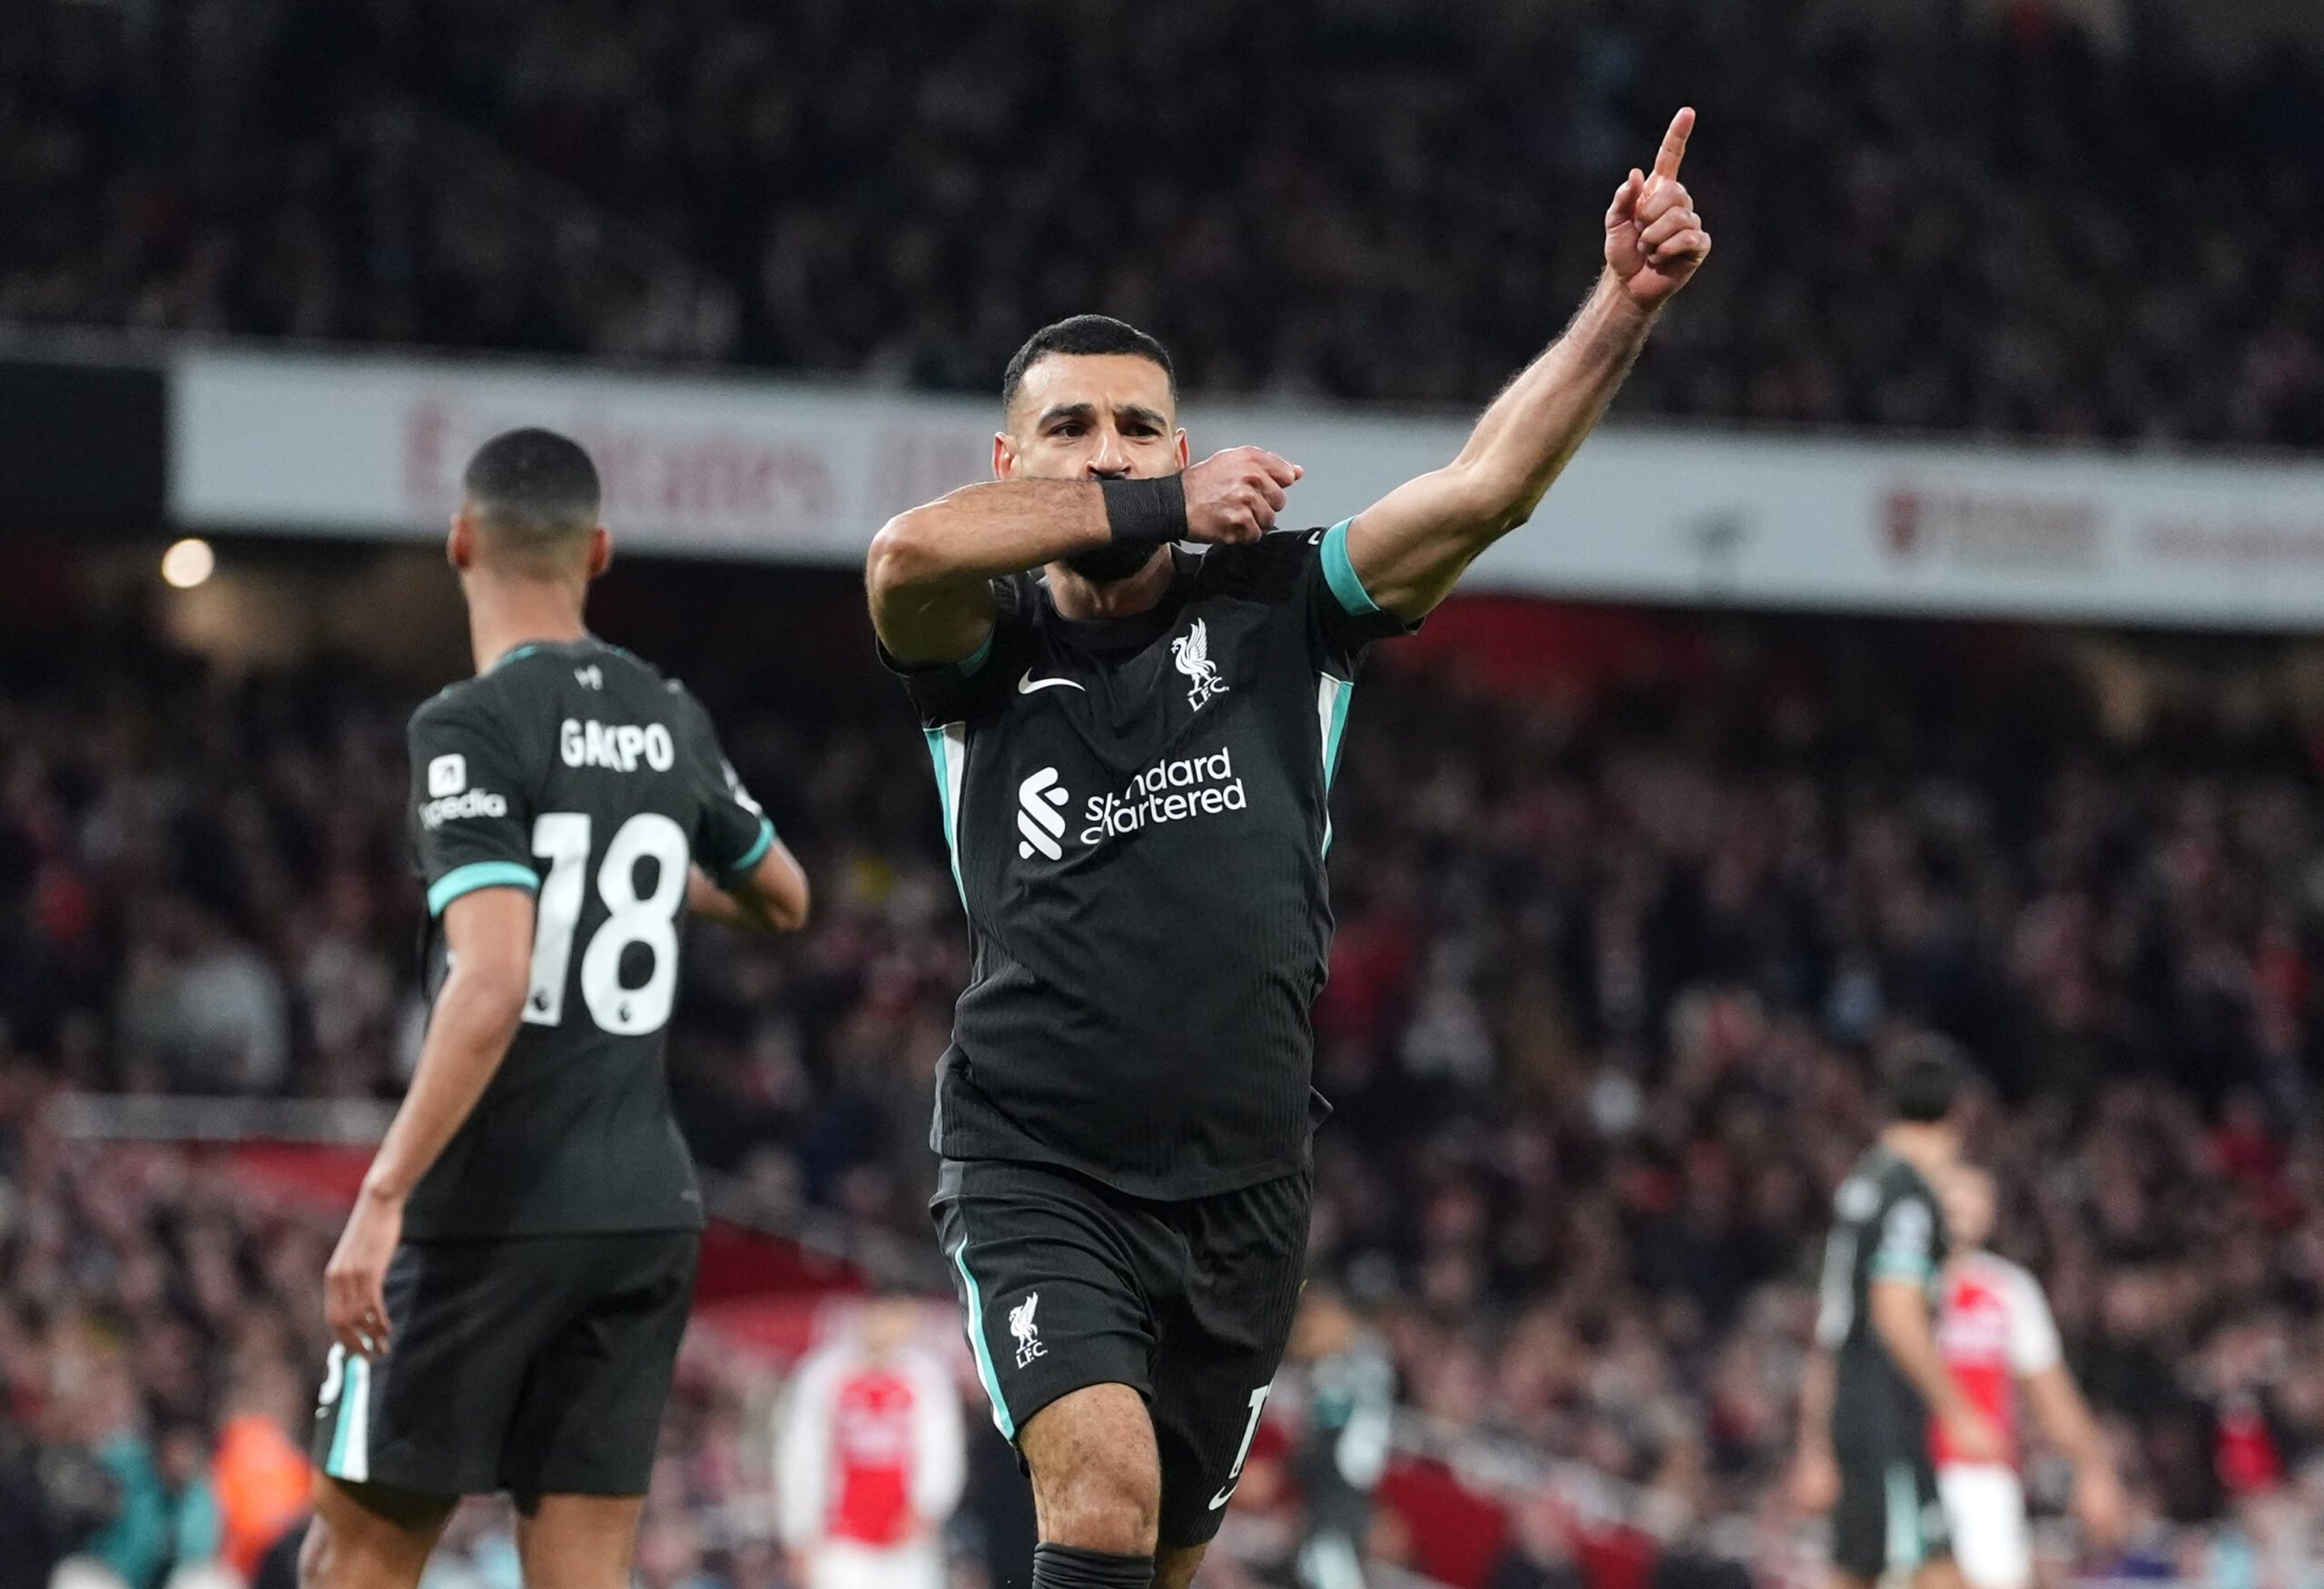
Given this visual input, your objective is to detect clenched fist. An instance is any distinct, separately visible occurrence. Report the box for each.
[1182,447,1304,545]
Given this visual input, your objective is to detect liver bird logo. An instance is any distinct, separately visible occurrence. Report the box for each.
[1170,619,1228,710]
[1009,1292,1046,1367]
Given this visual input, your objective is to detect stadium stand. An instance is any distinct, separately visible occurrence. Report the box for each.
[5,574,2324,1584]
[4,0,2323,442]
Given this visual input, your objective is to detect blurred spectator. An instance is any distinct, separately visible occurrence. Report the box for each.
[212,1360,310,1584]
[53,1337,172,1589]
[1490,1491,1587,1589]
[413,1501,520,1589]
[155,1421,223,1585]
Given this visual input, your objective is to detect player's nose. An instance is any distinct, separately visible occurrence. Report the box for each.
[1086,429,1132,477]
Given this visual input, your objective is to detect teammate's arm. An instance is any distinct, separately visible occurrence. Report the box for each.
[1868,1278,2005,1464]
[865,448,1304,665]
[1339,108,1712,621]
[321,886,534,1357]
[2023,1362,2128,1549]
[1790,1346,1840,1513]
[775,1356,834,1572]
[686,837,810,933]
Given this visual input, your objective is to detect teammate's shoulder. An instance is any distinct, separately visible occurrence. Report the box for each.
[409,670,497,730]
[1865,1144,1933,1197]
[1978,1250,2042,1293]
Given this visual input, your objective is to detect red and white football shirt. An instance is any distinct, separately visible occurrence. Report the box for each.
[777,1336,965,1549]
[1933,1251,2060,1468]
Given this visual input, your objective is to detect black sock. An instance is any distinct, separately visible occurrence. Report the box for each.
[1031,1543,1155,1589]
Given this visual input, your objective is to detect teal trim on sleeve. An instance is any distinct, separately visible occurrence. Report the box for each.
[960,630,995,677]
[724,816,775,878]
[427,861,540,916]
[1869,1253,1934,1285]
[1320,519,1380,617]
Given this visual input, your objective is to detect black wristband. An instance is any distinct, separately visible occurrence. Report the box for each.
[1099,473,1187,547]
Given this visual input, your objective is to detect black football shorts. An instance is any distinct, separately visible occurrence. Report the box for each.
[932,1158,1309,1550]
[1830,1377,1952,1581]
[311,1230,697,1500]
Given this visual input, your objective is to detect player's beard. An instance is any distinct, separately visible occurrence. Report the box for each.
[1062,539,1166,584]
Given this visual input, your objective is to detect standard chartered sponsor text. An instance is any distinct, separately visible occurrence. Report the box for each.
[1079,746,1246,844]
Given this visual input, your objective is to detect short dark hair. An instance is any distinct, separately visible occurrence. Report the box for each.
[1000,314,1176,417]
[462,428,601,561]
[1884,1038,1965,1123]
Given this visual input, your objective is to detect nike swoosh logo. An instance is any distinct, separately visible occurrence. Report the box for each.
[1209,1483,1239,1510]
[1018,670,1085,695]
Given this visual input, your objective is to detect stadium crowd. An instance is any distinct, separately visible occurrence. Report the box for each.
[5,0,2324,446]
[6,590,2324,1584]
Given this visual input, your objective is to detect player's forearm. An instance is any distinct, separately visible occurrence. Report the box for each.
[687,842,811,934]
[2025,1365,2109,1473]
[1869,1280,1971,1421]
[867,480,1114,664]
[1347,272,1656,616]
[360,961,527,1204]
[1796,1347,1837,1456]
[871,480,1111,592]
[1458,271,1658,518]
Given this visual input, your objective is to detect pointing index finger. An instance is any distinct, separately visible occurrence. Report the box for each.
[1652,107,1695,182]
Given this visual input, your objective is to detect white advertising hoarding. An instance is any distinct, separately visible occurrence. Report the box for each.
[172,348,2324,628]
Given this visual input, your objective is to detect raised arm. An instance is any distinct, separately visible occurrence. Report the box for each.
[865,449,1305,665]
[1343,108,1712,620]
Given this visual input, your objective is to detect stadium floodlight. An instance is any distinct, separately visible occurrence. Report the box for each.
[161,537,216,588]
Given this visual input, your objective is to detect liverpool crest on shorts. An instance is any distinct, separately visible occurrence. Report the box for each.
[1010,1292,1047,1367]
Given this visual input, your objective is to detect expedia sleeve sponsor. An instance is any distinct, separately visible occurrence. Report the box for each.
[419,786,509,829]
[408,694,535,900]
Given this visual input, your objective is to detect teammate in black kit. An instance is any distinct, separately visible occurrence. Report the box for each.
[301,430,810,1589]
[866,112,1711,1589]
[1792,1047,2000,1589]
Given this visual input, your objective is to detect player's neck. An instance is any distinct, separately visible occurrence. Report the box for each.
[1879,1120,1956,1181]
[1044,547,1175,621]
[463,572,591,675]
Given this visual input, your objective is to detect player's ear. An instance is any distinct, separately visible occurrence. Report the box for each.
[1175,429,1190,470]
[584,525,613,582]
[992,432,1018,480]
[448,508,477,572]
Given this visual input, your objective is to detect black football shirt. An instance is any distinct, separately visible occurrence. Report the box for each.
[403,637,772,1239]
[1815,1141,1952,1442]
[891,521,1413,1199]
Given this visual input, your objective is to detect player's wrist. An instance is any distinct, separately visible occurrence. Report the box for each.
[1597,266,1663,322]
[1099,474,1187,548]
[358,1175,410,1209]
